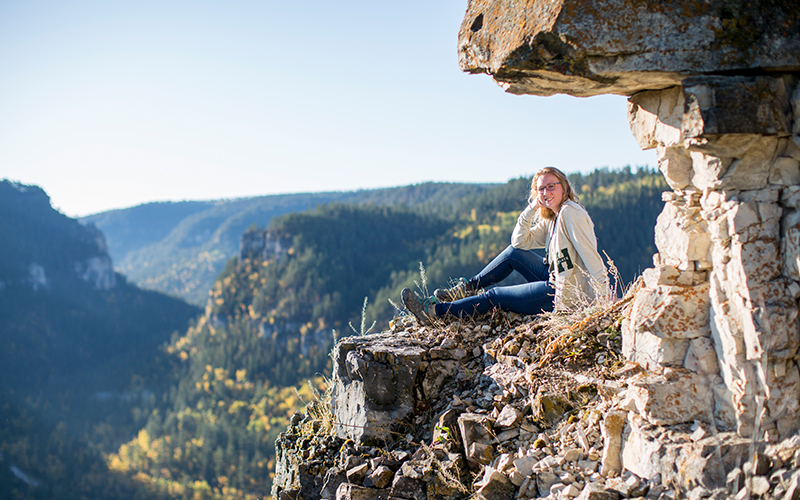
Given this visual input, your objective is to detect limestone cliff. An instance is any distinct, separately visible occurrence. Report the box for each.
[456,0,800,468]
[239,229,291,264]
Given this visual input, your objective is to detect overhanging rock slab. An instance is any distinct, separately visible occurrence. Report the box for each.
[458,0,800,97]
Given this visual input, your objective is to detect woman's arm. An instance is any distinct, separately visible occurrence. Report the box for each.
[562,207,608,288]
[511,203,549,250]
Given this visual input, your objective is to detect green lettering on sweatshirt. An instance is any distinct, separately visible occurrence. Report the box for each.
[557,248,574,273]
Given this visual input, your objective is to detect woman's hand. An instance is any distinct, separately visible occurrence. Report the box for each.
[520,201,538,222]
[524,199,540,218]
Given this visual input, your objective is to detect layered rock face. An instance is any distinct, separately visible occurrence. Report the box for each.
[239,229,290,263]
[330,334,433,443]
[625,79,800,440]
[458,0,800,441]
[458,0,800,97]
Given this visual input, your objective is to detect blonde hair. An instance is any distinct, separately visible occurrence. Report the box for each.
[528,167,580,221]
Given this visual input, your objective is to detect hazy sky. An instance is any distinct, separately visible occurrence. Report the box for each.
[1,0,654,217]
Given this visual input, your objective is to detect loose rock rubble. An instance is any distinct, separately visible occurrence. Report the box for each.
[271,307,800,500]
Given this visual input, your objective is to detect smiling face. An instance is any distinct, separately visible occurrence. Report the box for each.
[536,173,565,212]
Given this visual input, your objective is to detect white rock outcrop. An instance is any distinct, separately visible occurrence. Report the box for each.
[27,263,49,291]
[74,255,117,291]
[624,75,800,440]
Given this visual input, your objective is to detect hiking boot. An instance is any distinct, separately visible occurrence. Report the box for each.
[433,277,476,303]
[401,288,437,325]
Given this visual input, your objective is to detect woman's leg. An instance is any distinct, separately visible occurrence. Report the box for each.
[434,281,555,318]
[468,245,549,290]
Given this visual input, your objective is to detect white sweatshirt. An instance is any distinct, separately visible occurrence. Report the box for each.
[511,200,609,310]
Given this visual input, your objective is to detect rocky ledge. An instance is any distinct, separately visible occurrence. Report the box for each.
[264,2,800,498]
[272,298,800,500]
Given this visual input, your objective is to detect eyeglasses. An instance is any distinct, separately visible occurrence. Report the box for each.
[536,182,561,194]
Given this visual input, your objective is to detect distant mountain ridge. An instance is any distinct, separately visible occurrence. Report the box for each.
[82,183,495,305]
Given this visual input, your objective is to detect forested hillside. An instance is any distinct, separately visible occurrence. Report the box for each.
[105,203,457,498]
[83,183,494,305]
[0,181,200,499]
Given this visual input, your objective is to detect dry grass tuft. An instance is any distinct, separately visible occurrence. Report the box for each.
[418,443,470,494]
[299,378,335,437]
[531,259,640,369]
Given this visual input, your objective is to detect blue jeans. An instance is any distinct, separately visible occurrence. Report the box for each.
[434,245,554,318]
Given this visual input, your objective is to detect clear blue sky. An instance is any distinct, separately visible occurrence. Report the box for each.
[0,0,654,217]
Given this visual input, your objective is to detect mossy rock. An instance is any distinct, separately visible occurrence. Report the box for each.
[531,393,573,428]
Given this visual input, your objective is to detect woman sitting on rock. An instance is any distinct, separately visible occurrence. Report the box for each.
[401,167,609,324]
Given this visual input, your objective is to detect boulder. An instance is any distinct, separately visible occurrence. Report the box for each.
[364,466,394,489]
[335,483,387,500]
[575,483,621,500]
[770,156,800,185]
[622,328,689,372]
[620,415,664,480]
[346,463,370,483]
[656,145,694,190]
[514,455,537,477]
[628,370,714,426]
[321,467,347,499]
[389,473,426,500]
[536,470,561,497]
[331,333,425,443]
[531,392,573,428]
[600,411,626,477]
[457,0,800,97]
[458,413,495,464]
[654,202,711,268]
[622,414,750,490]
[475,468,515,500]
[495,404,524,428]
[682,76,794,140]
[626,281,711,340]
[627,87,683,150]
